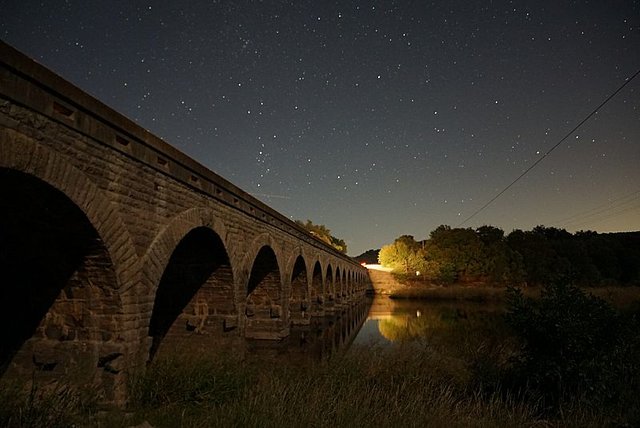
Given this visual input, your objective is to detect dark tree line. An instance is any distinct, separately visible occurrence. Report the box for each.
[378,225,640,286]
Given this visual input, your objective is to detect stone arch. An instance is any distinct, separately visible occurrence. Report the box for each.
[243,235,288,339]
[0,130,137,291]
[343,270,348,295]
[0,168,126,395]
[335,266,342,300]
[310,260,324,317]
[242,233,286,287]
[340,268,347,299]
[352,272,357,295]
[0,132,135,400]
[288,253,309,325]
[351,270,356,296]
[141,207,233,297]
[146,222,235,362]
[326,264,335,307]
[352,271,356,294]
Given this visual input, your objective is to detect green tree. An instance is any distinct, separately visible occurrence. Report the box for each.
[427,226,484,282]
[506,229,559,285]
[295,219,347,254]
[378,235,424,274]
[476,225,524,284]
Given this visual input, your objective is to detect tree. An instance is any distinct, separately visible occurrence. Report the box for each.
[377,226,640,287]
[476,226,524,284]
[295,219,347,254]
[378,235,424,274]
[355,249,380,264]
[506,229,559,285]
[427,226,484,282]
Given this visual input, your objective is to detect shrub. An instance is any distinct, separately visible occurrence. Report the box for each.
[504,283,630,408]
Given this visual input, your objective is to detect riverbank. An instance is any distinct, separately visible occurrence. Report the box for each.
[367,268,640,307]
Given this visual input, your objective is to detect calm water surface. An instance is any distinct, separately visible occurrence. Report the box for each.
[249,296,505,361]
[352,295,505,348]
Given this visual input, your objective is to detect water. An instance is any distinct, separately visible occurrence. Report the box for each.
[248,295,505,362]
[245,297,371,362]
[352,295,505,347]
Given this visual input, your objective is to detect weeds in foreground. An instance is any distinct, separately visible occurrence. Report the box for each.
[128,352,251,409]
[0,379,98,428]
[126,347,538,428]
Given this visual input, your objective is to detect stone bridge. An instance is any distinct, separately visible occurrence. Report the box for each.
[0,41,369,401]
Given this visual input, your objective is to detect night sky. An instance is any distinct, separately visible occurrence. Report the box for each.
[2,1,639,255]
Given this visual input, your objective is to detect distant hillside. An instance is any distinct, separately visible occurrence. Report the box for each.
[355,249,379,264]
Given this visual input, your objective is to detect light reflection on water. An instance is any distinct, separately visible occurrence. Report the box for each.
[352,295,504,348]
[247,295,504,362]
[246,297,371,362]
[352,318,391,346]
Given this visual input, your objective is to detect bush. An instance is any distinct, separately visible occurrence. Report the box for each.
[504,283,632,408]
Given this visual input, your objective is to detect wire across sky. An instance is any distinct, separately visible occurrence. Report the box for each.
[2,1,639,254]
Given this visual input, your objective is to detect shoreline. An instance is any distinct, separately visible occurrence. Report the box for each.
[374,283,640,308]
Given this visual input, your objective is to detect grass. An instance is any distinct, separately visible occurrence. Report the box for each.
[0,378,100,428]
[119,346,540,428]
[4,334,633,426]
[0,353,633,427]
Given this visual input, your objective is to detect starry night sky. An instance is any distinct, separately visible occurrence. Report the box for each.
[2,1,639,255]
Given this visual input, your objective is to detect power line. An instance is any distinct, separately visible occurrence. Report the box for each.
[551,189,640,226]
[457,67,640,227]
[567,201,640,230]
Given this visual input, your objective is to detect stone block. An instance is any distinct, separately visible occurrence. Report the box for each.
[269,305,282,318]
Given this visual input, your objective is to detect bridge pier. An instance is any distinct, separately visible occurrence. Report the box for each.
[289,298,311,326]
[244,318,290,340]
[309,295,326,318]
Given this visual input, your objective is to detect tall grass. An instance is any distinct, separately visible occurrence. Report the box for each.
[125,346,539,428]
[0,378,99,428]
[1,344,633,427]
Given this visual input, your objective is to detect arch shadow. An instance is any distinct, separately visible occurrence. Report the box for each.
[0,169,121,379]
[147,226,234,362]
